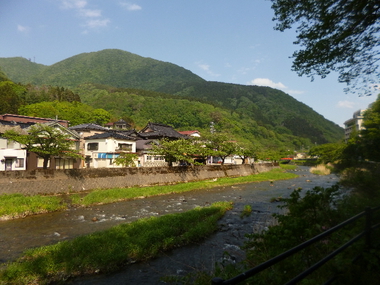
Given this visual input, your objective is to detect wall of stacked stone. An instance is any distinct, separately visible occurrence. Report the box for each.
[0,163,278,196]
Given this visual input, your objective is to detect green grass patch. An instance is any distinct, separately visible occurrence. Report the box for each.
[0,168,298,219]
[279,163,297,170]
[77,168,298,206]
[0,194,65,220]
[240,205,252,218]
[0,201,233,285]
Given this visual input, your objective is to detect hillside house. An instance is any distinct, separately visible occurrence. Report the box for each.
[84,131,138,168]
[139,122,185,140]
[0,113,69,127]
[178,130,201,138]
[105,119,131,130]
[27,122,81,170]
[136,122,186,167]
[0,119,80,170]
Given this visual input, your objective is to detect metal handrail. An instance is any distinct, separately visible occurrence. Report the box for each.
[212,206,380,285]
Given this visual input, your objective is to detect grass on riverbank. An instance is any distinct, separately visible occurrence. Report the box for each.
[0,201,233,285]
[0,167,298,220]
[0,194,65,220]
[72,167,298,206]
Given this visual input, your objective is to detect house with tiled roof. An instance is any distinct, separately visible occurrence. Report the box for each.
[0,120,81,170]
[105,119,131,130]
[178,130,201,137]
[0,114,69,127]
[135,122,186,167]
[139,122,185,140]
[84,131,138,168]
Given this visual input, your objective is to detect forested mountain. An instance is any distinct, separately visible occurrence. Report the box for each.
[0,49,344,149]
[0,50,204,90]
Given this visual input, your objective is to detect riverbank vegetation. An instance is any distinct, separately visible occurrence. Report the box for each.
[0,194,65,220]
[174,97,380,284]
[0,166,297,220]
[0,201,233,285]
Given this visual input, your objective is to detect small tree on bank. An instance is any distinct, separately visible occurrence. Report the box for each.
[114,152,138,167]
[3,124,82,169]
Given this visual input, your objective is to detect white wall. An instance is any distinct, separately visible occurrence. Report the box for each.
[0,149,27,171]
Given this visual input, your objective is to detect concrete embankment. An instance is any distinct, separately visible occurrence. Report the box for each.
[0,163,277,195]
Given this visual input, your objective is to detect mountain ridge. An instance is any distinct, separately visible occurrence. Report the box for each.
[0,49,344,146]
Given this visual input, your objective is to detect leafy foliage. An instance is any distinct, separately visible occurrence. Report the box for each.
[309,143,346,164]
[271,0,380,95]
[360,96,380,161]
[19,101,111,126]
[114,152,138,167]
[241,185,365,284]
[0,81,24,114]
[151,138,209,167]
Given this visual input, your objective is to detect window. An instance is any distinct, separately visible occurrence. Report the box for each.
[146,156,152,161]
[37,157,49,168]
[16,158,24,168]
[87,143,99,151]
[154,156,164,161]
[118,143,132,151]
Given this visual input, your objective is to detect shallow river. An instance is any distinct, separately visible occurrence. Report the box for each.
[0,166,341,283]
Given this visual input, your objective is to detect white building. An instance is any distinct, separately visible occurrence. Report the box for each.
[84,132,137,168]
[344,109,367,142]
[0,122,29,171]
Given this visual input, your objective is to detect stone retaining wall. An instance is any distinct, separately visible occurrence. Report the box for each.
[0,163,278,195]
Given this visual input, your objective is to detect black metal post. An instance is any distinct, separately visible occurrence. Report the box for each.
[365,207,372,249]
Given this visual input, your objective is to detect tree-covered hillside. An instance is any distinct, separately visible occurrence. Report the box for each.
[0,49,205,90]
[0,57,45,84]
[160,81,342,144]
[0,49,344,147]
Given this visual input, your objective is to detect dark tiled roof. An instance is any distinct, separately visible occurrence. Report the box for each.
[69,123,109,131]
[0,120,36,129]
[139,122,185,139]
[136,139,155,151]
[84,131,137,141]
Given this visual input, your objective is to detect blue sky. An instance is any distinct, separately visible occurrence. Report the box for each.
[0,0,376,127]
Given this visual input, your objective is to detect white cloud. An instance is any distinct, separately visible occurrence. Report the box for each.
[247,78,304,96]
[287,89,305,95]
[17,25,30,32]
[60,0,87,9]
[120,2,142,11]
[59,0,109,30]
[85,19,110,28]
[337,101,356,109]
[80,9,102,17]
[248,78,287,89]
[196,62,220,77]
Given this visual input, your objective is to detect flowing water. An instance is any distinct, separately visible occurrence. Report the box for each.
[0,167,342,283]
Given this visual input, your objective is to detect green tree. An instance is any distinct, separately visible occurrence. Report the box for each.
[235,142,259,164]
[271,0,380,95]
[19,101,111,126]
[308,143,346,164]
[0,81,25,114]
[3,124,82,169]
[360,96,380,161]
[151,138,207,167]
[0,68,9,82]
[114,152,138,167]
[202,133,238,165]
